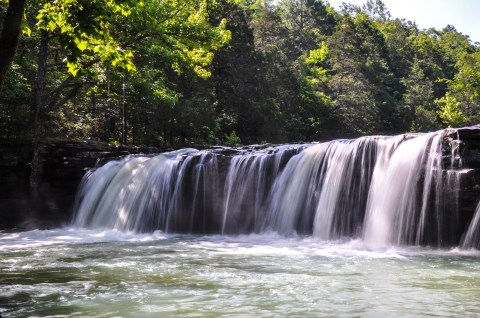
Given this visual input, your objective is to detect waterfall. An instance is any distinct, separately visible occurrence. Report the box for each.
[362,133,444,248]
[220,145,304,234]
[72,129,479,248]
[262,137,377,238]
[462,202,480,249]
[73,149,198,232]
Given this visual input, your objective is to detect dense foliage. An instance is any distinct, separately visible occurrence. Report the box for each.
[1,0,479,148]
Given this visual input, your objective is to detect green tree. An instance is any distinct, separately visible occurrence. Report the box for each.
[436,51,480,125]
[362,0,390,21]
[0,0,231,193]
[250,0,338,141]
[277,0,337,58]
[212,0,280,143]
[401,59,438,131]
[3,0,480,155]
[327,12,397,136]
[379,18,417,80]
[101,0,231,145]
[435,92,467,128]
[298,42,334,138]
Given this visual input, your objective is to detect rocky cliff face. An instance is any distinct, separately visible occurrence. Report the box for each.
[0,141,161,230]
[439,127,480,244]
[2,127,480,234]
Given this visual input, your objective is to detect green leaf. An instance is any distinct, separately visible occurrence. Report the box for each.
[306,43,329,65]
[75,39,88,51]
[67,62,79,77]
[48,21,57,31]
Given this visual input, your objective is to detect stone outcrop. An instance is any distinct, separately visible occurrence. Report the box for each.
[1,126,480,233]
[444,126,480,242]
[0,141,161,230]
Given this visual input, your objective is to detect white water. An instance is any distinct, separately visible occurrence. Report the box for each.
[463,201,480,249]
[72,130,477,248]
[4,130,480,317]
[363,133,444,248]
[74,149,203,232]
[1,228,480,317]
[263,137,378,238]
[222,146,295,234]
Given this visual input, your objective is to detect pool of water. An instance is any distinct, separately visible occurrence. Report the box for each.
[1,228,480,317]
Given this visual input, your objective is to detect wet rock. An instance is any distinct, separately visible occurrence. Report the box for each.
[2,126,480,232]
[0,141,160,230]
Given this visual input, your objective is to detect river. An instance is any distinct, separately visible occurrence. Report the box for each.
[1,228,479,317]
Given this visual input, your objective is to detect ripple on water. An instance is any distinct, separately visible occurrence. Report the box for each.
[1,229,480,317]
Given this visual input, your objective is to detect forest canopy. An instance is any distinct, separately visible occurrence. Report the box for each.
[0,0,479,147]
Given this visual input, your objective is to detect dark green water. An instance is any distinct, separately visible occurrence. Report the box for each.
[1,228,479,317]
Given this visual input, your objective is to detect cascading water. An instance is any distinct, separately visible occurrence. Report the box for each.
[73,149,210,233]
[462,201,480,249]
[73,146,304,234]
[362,132,453,248]
[5,128,480,318]
[221,145,300,234]
[72,129,479,248]
[262,137,378,238]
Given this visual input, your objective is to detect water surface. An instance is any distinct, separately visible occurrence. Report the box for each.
[1,228,479,317]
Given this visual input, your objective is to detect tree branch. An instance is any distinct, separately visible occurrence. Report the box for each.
[46,58,101,109]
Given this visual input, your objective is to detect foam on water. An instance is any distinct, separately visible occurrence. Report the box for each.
[0,228,168,251]
[2,228,477,258]
[2,229,480,317]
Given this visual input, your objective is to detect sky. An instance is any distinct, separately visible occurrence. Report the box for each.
[326,0,480,44]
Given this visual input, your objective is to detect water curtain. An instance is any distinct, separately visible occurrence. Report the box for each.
[73,130,478,248]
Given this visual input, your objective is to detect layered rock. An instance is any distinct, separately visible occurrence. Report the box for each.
[0,141,160,229]
[1,127,480,241]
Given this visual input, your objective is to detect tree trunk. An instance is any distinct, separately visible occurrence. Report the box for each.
[0,0,27,94]
[30,30,49,197]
